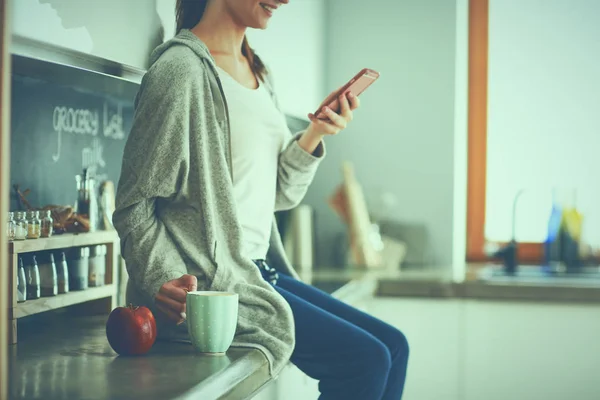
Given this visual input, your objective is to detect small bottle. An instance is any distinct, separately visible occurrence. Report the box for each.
[17,257,27,302]
[7,212,16,241]
[26,255,41,300]
[26,211,41,239]
[76,170,98,232]
[13,212,28,240]
[55,251,69,294]
[89,245,107,287]
[69,247,89,290]
[40,210,54,238]
[39,252,58,297]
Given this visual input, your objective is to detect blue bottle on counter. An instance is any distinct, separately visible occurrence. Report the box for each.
[543,193,563,269]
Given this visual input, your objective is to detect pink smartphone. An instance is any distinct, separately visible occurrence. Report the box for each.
[315,68,380,119]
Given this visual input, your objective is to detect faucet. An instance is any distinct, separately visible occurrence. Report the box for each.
[492,189,525,275]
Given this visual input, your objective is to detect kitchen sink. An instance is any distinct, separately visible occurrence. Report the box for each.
[478,264,600,286]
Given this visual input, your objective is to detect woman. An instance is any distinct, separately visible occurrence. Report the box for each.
[113,0,409,399]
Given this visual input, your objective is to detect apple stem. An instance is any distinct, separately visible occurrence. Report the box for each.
[128,303,139,311]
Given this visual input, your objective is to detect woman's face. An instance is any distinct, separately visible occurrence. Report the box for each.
[223,0,289,30]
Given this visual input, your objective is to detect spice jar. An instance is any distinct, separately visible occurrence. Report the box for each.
[38,251,58,297]
[26,211,41,239]
[68,247,89,291]
[25,254,41,300]
[89,245,107,287]
[7,212,16,241]
[40,210,53,238]
[55,251,69,294]
[17,257,27,303]
[13,212,28,240]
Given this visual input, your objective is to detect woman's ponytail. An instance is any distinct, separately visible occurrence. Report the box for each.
[176,0,208,33]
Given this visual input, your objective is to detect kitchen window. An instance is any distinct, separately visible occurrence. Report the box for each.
[466,0,599,262]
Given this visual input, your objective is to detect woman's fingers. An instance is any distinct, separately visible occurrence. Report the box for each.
[308,90,361,136]
[338,92,353,121]
[321,107,346,130]
[156,292,186,315]
[158,278,191,303]
[311,113,342,135]
[347,92,360,110]
[156,302,184,324]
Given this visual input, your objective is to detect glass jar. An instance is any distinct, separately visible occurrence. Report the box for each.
[13,212,28,240]
[7,212,16,241]
[40,210,53,238]
[26,211,41,239]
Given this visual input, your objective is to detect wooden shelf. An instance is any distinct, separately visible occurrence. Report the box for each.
[8,229,121,344]
[15,285,115,319]
[9,230,119,254]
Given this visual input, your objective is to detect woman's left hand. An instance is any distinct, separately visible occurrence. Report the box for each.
[298,91,361,154]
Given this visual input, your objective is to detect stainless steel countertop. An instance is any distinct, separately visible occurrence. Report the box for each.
[9,314,270,400]
[9,279,377,400]
[308,265,600,303]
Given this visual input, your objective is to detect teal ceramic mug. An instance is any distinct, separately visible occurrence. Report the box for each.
[185,291,239,354]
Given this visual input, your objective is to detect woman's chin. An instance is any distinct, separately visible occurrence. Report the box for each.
[246,13,272,30]
[249,20,270,30]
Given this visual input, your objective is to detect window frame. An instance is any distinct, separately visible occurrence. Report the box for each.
[466,0,543,263]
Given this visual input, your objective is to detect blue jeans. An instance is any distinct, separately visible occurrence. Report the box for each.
[254,261,409,400]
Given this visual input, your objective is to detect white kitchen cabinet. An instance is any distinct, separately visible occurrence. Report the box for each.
[463,300,600,400]
[369,298,464,400]
[274,364,320,400]
[251,362,319,400]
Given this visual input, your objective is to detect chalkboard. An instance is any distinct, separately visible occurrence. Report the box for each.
[8,53,311,214]
[10,73,134,211]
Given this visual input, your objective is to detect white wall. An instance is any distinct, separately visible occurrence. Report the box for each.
[485,0,600,247]
[305,0,461,266]
[12,0,164,69]
[245,1,326,118]
[452,0,469,281]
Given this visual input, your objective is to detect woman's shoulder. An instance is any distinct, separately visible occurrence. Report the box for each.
[144,45,209,89]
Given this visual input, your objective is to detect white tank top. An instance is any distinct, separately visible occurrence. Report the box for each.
[216,66,290,260]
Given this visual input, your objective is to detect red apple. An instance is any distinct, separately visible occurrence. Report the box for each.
[106,304,157,356]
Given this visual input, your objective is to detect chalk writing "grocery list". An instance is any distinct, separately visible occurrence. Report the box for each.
[51,102,125,162]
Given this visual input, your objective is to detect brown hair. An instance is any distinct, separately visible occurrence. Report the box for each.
[176,0,267,81]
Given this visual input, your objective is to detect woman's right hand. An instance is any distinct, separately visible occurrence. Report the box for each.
[155,274,198,325]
